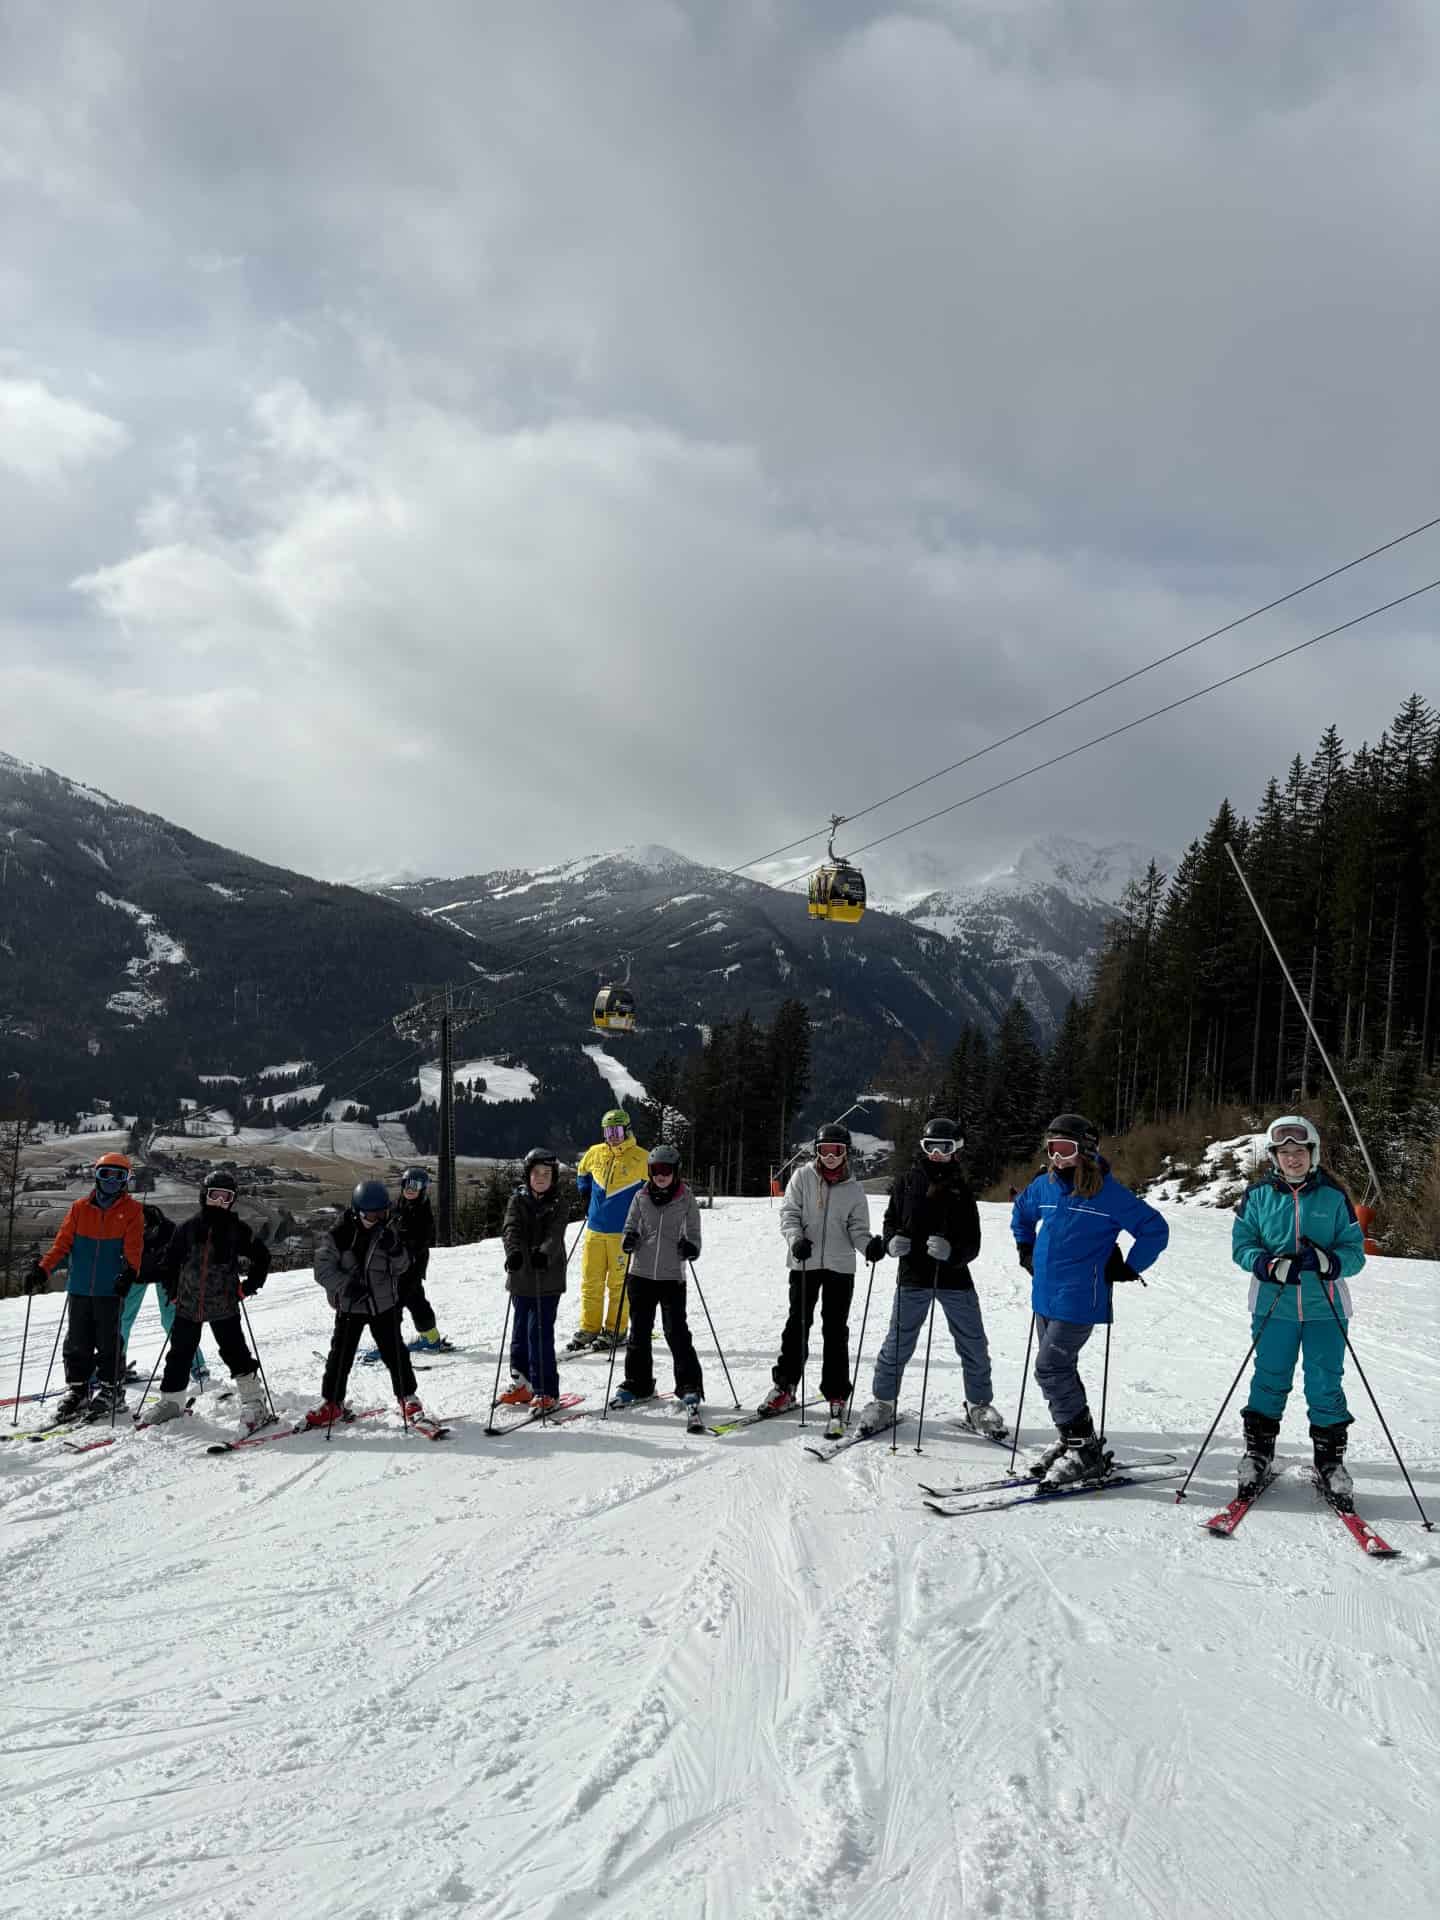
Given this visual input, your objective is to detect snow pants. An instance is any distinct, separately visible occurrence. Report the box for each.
[323,1307,417,1405]
[872,1284,993,1405]
[510,1294,561,1399]
[1246,1308,1350,1427]
[120,1282,208,1378]
[623,1279,703,1400]
[63,1294,122,1388]
[580,1230,629,1337]
[400,1267,438,1338]
[1033,1315,1096,1426]
[160,1312,258,1394]
[774,1268,853,1403]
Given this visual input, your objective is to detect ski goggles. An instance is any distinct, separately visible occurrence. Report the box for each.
[603,1126,627,1144]
[920,1137,960,1157]
[401,1179,425,1195]
[816,1145,848,1165]
[1045,1138,1081,1161]
[205,1188,236,1208]
[1267,1124,1314,1148]
[358,1208,387,1224]
[93,1168,128,1187]
[648,1164,675,1180]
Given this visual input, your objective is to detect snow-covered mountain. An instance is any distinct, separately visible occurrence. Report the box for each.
[879,835,1169,1033]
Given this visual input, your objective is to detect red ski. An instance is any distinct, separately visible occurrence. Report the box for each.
[1202,1467,1284,1537]
[1311,1473,1399,1557]
[206,1408,385,1454]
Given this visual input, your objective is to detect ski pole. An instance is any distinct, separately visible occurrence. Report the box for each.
[484,1294,514,1434]
[39,1294,68,1405]
[11,1292,34,1427]
[1007,1312,1036,1475]
[239,1289,277,1419]
[687,1259,740,1408]
[601,1260,633,1420]
[1174,1286,1286,1503]
[798,1257,809,1427]
[1098,1318,1113,1448]
[911,1260,943,1455]
[845,1258,879,1428]
[110,1297,127,1429]
[139,1320,171,1412]
[1312,1274,1434,1531]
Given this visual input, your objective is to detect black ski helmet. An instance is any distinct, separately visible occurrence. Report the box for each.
[920,1117,962,1142]
[352,1178,391,1214]
[815,1124,852,1149]
[1045,1113,1099,1152]
[400,1166,430,1193]
[523,1147,559,1183]
[647,1143,682,1175]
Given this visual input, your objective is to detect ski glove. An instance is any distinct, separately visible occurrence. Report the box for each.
[677,1236,699,1262]
[375,1225,402,1256]
[1298,1239,1337,1278]
[529,1249,550,1271]
[1254,1251,1296,1286]
[1016,1243,1034,1274]
[504,1250,526,1273]
[791,1236,814,1263]
[864,1235,887,1263]
[926,1235,952,1263]
[887,1235,911,1259]
[1104,1247,1141,1285]
[241,1275,266,1298]
[23,1263,48,1295]
[621,1231,640,1255]
[114,1266,138,1298]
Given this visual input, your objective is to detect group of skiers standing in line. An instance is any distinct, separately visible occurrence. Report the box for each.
[23,1103,1366,1498]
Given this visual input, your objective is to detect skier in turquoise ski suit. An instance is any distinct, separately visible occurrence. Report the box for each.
[1230,1115,1366,1497]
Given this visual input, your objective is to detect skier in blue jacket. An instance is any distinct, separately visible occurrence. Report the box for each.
[1230,1115,1366,1502]
[1011,1112,1168,1486]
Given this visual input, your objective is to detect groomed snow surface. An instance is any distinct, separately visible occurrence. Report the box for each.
[2,1203,1437,1920]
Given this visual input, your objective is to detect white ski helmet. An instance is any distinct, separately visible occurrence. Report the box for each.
[1265,1114,1320,1175]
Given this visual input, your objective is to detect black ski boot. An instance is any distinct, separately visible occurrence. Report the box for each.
[1238,1408,1281,1498]
[1040,1410,1110,1489]
[1310,1421,1353,1507]
[54,1381,93,1423]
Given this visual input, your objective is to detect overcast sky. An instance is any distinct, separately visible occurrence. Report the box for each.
[3,0,1438,897]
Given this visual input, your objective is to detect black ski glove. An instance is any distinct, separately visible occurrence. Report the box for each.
[504,1250,526,1273]
[791,1236,813,1263]
[677,1236,699,1262]
[241,1275,266,1298]
[621,1231,640,1255]
[23,1263,48,1295]
[1016,1243,1034,1274]
[375,1224,402,1256]
[1104,1247,1142,1286]
[864,1235,887,1264]
[114,1266,138,1298]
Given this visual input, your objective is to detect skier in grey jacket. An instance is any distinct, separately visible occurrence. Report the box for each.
[612,1145,704,1409]
[758,1126,886,1435]
[306,1180,422,1427]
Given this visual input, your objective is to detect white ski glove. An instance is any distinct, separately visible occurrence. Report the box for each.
[926,1235,952,1262]
[887,1235,911,1259]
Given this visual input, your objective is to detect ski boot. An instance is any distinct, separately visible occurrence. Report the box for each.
[963,1401,1007,1439]
[531,1395,561,1414]
[1311,1420,1353,1507]
[399,1397,426,1423]
[303,1400,348,1430]
[609,1385,646,1409]
[565,1329,599,1353]
[757,1383,796,1417]
[1237,1408,1280,1498]
[855,1397,895,1436]
[823,1399,847,1441]
[1040,1412,1110,1490]
[144,1391,188,1426]
[678,1391,704,1434]
[237,1371,273,1435]
[54,1382,93,1424]
[84,1381,127,1423]
[497,1374,533,1407]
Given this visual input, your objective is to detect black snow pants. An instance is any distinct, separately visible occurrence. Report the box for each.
[322,1307,417,1405]
[622,1279,704,1399]
[773,1268,854,1403]
[64,1294,122,1388]
[160,1312,258,1393]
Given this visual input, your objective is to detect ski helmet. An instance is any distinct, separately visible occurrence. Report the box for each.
[815,1124,852,1149]
[523,1148,559,1186]
[352,1178,391,1215]
[1265,1114,1319,1174]
[647,1144,681,1176]
[400,1166,430,1194]
[92,1151,131,1193]
[918,1117,963,1156]
[1045,1113,1099,1155]
[203,1169,239,1208]
[601,1107,631,1130]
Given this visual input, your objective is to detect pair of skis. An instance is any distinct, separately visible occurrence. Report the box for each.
[484,1392,587,1437]
[1200,1465,1398,1557]
[206,1405,454,1453]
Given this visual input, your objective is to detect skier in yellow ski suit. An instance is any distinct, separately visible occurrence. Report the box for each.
[569,1109,648,1350]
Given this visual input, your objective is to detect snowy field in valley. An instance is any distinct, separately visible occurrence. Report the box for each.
[2,1201,1437,1920]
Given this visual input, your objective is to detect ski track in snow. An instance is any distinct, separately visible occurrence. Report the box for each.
[1,1203,1437,1919]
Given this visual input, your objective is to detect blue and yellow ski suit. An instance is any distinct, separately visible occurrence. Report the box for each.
[575,1137,649,1336]
[1231,1169,1366,1426]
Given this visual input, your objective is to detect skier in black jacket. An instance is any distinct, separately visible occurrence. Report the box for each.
[855,1118,1003,1438]
[144,1172,272,1433]
[394,1168,454,1354]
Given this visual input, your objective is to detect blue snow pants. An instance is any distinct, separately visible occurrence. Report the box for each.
[1246,1309,1350,1427]
[872,1286,993,1404]
[1033,1315,1095,1425]
[510,1294,561,1399]
[120,1283,208,1377]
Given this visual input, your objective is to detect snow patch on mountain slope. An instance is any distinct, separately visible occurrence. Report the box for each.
[584,1043,649,1105]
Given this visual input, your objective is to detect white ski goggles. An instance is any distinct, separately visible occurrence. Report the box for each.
[921,1137,960,1157]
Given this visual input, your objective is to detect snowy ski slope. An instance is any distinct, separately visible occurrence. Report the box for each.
[1,1202,1436,1920]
